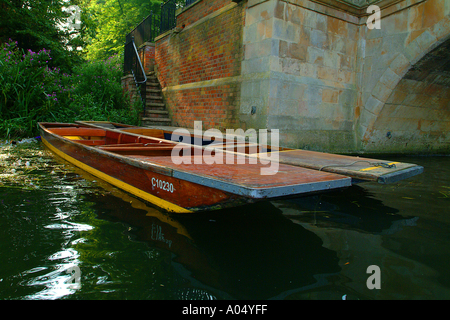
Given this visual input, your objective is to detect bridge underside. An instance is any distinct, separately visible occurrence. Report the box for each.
[363,38,450,154]
[238,0,450,154]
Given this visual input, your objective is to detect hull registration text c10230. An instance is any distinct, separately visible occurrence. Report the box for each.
[151,177,174,193]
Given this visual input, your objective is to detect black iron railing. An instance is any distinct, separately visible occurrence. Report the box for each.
[125,12,160,48]
[123,0,184,93]
[124,11,162,108]
[185,0,197,6]
[160,0,177,34]
[124,0,209,50]
[123,0,209,107]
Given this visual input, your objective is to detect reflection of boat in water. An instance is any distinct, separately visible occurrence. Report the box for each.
[277,185,418,235]
[81,186,342,299]
[44,149,421,299]
[273,186,423,300]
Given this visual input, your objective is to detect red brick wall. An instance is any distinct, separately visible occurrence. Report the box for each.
[176,0,233,29]
[121,74,141,112]
[155,0,245,130]
[138,43,155,75]
[165,84,241,129]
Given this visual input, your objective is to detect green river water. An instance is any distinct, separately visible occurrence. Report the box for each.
[0,140,449,300]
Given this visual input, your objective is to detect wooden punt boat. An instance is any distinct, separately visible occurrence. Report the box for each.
[38,121,423,213]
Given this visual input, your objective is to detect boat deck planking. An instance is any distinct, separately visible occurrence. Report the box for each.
[129,154,351,198]
[257,150,423,184]
[48,122,424,185]
[39,121,424,212]
[50,125,351,197]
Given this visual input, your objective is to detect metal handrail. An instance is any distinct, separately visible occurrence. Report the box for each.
[131,36,147,85]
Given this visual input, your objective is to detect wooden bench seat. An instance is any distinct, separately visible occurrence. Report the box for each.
[118,128,165,139]
[72,139,106,146]
[49,127,107,137]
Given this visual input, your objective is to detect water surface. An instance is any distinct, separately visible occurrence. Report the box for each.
[0,141,449,299]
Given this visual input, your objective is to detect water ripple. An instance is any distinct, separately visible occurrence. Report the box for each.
[44,222,94,232]
[22,263,82,300]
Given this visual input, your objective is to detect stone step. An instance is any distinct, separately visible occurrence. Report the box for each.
[145,109,169,114]
[141,118,172,126]
[145,99,165,106]
[144,110,169,118]
[142,116,171,121]
[140,72,170,126]
[146,102,165,108]
[145,105,166,111]
[146,95,163,100]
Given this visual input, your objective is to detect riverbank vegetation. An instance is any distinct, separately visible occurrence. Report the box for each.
[0,40,139,138]
[0,0,162,139]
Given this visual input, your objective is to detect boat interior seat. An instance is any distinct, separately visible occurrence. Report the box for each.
[49,127,107,137]
[73,139,106,146]
[118,128,165,139]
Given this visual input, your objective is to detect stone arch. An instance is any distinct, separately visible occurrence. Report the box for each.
[359,13,450,153]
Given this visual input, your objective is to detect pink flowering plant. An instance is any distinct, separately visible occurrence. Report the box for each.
[0,40,139,138]
[0,40,56,136]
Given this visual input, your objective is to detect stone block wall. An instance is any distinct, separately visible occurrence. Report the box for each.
[239,0,360,152]
[238,0,450,153]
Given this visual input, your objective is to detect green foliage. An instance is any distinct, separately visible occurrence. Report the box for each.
[0,0,91,72]
[0,40,141,139]
[82,0,162,61]
[72,56,125,109]
[0,42,55,137]
[0,0,168,138]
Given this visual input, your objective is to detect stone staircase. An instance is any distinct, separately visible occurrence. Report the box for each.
[140,72,172,127]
